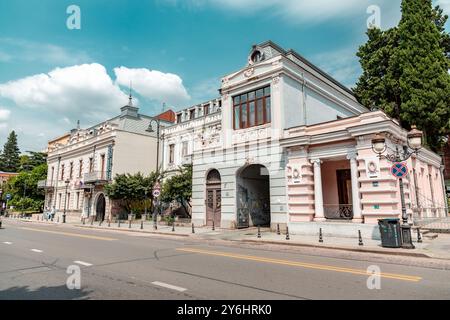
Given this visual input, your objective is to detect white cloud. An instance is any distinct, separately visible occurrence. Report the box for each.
[312,48,362,88]
[114,66,191,106]
[0,108,11,121]
[436,0,450,13]
[163,0,377,22]
[0,38,91,66]
[0,63,128,123]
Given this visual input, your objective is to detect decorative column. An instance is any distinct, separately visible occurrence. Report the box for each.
[312,159,325,221]
[348,153,363,223]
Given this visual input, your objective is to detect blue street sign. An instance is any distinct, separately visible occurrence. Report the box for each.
[391,162,408,179]
[6,193,12,200]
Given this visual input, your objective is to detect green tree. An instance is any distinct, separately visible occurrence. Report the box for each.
[0,131,20,172]
[3,163,47,211]
[161,164,192,217]
[104,172,160,216]
[354,1,450,150]
[19,151,47,172]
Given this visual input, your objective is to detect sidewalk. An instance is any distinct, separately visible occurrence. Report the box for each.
[5,216,450,260]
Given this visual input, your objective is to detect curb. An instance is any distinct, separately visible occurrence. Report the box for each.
[238,239,431,258]
[74,224,191,237]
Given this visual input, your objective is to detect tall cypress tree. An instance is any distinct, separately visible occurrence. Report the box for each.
[355,1,450,151]
[0,131,21,172]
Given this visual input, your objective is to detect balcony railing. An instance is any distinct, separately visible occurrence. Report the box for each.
[84,171,109,184]
[324,204,353,220]
[37,180,53,189]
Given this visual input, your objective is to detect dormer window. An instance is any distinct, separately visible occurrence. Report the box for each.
[177,114,182,124]
[189,109,195,120]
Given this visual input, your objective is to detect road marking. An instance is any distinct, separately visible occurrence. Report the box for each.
[74,260,93,267]
[19,227,117,241]
[31,249,43,253]
[151,281,187,292]
[3,242,12,245]
[177,248,422,282]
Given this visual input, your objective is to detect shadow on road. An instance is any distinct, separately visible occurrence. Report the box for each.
[0,285,93,300]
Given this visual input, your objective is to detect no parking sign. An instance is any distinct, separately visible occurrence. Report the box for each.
[391,162,408,179]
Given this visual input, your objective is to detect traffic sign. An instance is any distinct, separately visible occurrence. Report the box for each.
[152,189,161,198]
[391,162,408,179]
[6,194,11,200]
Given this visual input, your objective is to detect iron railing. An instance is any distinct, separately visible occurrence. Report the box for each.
[37,180,53,189]
[324,204,353,220]
[84,171,109,183]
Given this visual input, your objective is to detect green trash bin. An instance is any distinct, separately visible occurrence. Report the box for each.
[378,219,401,248]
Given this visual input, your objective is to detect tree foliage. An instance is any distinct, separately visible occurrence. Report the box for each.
[104,172,160,215]
[354,1,450,151]
[0,131,20,172]
[2,163,47,211]
[161,164,193,217]
[19,152,47,172]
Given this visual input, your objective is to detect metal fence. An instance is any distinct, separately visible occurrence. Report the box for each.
[412,207,450,232]
[324,204,353,220]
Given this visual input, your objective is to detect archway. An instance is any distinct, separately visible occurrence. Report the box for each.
[206,169,221,227]
[236,164,271,228]
[95,193,106,222]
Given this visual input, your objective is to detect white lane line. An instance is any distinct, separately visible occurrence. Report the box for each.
[74,260,93,267]
[30,249,43,253]
[3,242,12,245]
[151,281,187,292]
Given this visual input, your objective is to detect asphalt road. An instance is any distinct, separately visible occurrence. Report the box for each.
[1,219,450,300]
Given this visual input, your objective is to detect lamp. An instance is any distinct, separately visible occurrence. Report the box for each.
[371,134,386,155]
[407,125,423,151]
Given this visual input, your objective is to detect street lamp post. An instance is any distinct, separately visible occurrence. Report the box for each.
[147,118,163,230]
[371,126,423,249]
[63,180,70,223]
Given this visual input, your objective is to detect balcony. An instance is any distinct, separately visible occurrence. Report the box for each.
[37,180,53,189]
[84,171,110,184]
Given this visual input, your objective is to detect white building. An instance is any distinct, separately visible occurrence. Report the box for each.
[162,41,447,238]
[40,97,172,222]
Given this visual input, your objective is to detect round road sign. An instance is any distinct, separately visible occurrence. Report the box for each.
[391,162,408,179]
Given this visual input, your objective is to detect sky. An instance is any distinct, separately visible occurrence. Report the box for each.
[0,0,449,152]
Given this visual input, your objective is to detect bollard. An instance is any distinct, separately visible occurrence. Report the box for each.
[141,220,144,230]
[37,215,40,221]
[108,219,111,228]
[192,223,195,234]
[82,218,85,225]
[0,220,2,229]
[118,220,121,228]
[172,222,175,232]
[129,220,132,229]
[212,220,215,231]
[286,226,290,240]
[358,230,364,246]
[277,224,281,236]
[90,218,93,226]
[417,228,422,243]
[257,226,261,239]
[319,228,323,243]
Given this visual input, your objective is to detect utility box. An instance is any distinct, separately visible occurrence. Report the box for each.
[378,219,402,248]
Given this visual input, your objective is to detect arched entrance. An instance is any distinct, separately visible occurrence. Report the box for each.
[236,164,271,228]
[206,169,221,227]
[95,193,106,222]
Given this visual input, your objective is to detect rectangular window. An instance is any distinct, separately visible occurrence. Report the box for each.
[78,160,83,178]
[89,158,93,173]
[76,192,80,210]
[169,144,175,164]
[233,85,271,130]
[101,154,105,179]
[177,114,182,123]
[67,193,71,210]
[51,166,54,182]
[60,164,65,180]
[69,162,73,179]
[189,109,195,120]
[204,104,210,116]
[182,141,188,157]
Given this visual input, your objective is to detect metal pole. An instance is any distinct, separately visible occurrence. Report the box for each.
[22,180,26,217]
[399,178,408,224]
[63,183,68,223]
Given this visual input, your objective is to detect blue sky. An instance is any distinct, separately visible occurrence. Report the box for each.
[0,0,449,152]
